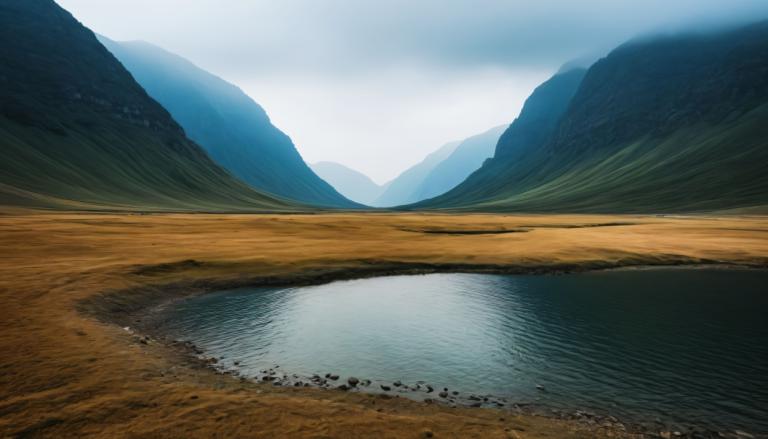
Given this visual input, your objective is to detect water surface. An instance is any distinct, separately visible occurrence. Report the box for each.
[163,269,768,433]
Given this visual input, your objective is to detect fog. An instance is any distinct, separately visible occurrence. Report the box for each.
[57,0,768,182]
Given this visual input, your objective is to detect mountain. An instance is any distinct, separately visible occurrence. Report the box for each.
[416,22,768,212]
[0,0,298,211]
[98,37,357,208]
[413,67,586,206]
[372,141,460,207]
[310,162,387,205]
[374,124,506,207]
[410,125,506,202]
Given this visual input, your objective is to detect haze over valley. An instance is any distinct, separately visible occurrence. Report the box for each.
[1,1,767,438]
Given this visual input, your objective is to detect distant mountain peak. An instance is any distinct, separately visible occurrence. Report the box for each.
[310,162,384,205]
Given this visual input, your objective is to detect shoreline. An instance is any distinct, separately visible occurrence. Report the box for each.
[78,262,768,439]
[3,211,768,438]
[79,259,768,325]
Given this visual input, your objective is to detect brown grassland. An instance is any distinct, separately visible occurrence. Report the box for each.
[0,210,766,438]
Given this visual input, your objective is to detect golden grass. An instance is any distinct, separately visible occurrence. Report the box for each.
[0,210,766,438]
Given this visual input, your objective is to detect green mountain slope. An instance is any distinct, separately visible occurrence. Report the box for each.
[310,161,388,205]
[99,37,357,208]
[417,22,768,212]
[463,103,768,212]
[0,0,296,211]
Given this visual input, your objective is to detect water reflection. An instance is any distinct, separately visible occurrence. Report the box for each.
[163,269,768,433]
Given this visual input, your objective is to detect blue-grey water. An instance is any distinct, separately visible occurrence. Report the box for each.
[162,270,768,433]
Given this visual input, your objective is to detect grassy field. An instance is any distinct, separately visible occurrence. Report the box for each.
[0,210,766,438]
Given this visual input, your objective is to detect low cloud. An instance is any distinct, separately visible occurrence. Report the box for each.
[58,0,768,180]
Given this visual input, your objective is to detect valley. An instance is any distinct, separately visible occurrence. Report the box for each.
[1,1,767,437]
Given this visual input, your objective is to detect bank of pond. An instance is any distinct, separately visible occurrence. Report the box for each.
[159,269,768,436]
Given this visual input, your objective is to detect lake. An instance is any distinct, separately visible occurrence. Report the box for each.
[161,269,768,434]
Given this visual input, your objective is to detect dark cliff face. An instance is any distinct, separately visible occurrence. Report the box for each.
[549,21,768,158]
[494,68,586,161]
[415,21,768,213]
[99,38,359,208]
[0,0,294,211]
[1,0,186,145]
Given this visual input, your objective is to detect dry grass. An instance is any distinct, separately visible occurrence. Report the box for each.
[0,210,766,438]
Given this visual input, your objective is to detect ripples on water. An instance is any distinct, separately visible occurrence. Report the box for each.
[163,270,768,433]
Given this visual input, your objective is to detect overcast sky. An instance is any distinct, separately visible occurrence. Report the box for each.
[57,1,768,183]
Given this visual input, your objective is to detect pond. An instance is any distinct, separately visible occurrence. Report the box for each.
[162,269,768,434]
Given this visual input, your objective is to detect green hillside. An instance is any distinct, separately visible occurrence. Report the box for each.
[99,38,358,208]
[0,0,300,211]
[416,22,768,213]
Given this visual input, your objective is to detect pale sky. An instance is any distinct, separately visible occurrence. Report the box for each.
[57,0,768,183]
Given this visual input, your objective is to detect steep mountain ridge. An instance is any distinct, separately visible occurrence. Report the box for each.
[415,68,587,206]
[416,22,768,212]
[0,0,296,211]
[99,37,357,208]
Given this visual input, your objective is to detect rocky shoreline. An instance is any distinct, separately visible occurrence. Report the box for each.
[107,266,767,439]
[182,352,765,439]
[155,334,762,439]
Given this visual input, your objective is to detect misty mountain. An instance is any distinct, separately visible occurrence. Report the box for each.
[98,37,357,208]
[0,0,296,211]
[413,67,586,205]
[310,161,389,205]
[411,125,506,202]
[372,141,460,207]
[374,124,507,207]
[416,21,768,212]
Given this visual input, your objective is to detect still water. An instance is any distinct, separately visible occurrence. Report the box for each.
[162,270,768,433]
